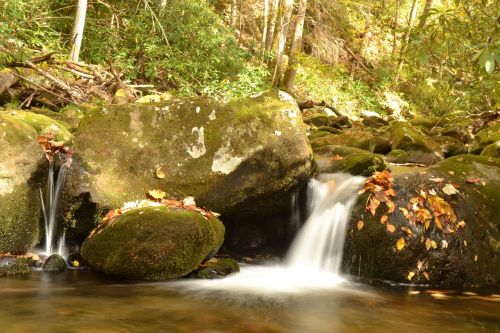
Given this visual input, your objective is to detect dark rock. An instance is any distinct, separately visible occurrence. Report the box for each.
[226,222,268,252]
[432,136,468,158]
[343,155,500,289]
[42,254,67,272]
[442,124,473,144]
[362,116,389,128]
[81,206,225,280]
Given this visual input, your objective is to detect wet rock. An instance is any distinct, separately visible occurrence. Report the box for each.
[64,90,314,240]
[480,141,500,158]
[432,136,468,158]
[189,258,240,279]
[319,152,387,176]
[0,114,46,253]
[42,254,67,272]
[389,121,443,164]
[226,222,268,252]
[0,256,30,276]
[470,122,500,154]
[343,155,500,289]
[81,206,225,280]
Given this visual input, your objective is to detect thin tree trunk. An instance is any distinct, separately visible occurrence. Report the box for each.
[391,0,401,58]
[261,0,270,51]
[231,0,238,28]
[70,0,88,63]
[283,0,308,92]
[395,0,419,82]
[272,0,294,86]
[265,0,281,53]
[417,0,433,30]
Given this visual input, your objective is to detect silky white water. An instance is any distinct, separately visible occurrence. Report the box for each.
[176,173,365,294]
[39,163,68,256]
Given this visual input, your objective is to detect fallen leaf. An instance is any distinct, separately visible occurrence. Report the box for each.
[425,238,432,250]
[386,223,395,233]
[417,260,424,270]
[367,197,381,215]
[423,272,430,280]
[380,215,388,224]
[401,226,414,236]
[441,240,448,249]
[396,237,405,251]
[399,207,409,216]
[386,201,396,214]
[458,220,466,228]
[357,220,364,231]
[429,189,437,196]
[156,167,166,179]
[331,154,344,161]
[442,184,459,195]
[474,255,478,262]
[148,189,166,200]
[431,240,438,249]
[463,240,468,247]
[182,196,196,207]
[448,171,455,175]
[466,177,480,184]
[429,177,445,183]
[407,271,415,281]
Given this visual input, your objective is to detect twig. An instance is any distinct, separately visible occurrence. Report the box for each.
[10,71,75,105]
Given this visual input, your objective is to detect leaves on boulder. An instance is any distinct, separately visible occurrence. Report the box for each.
[442,183,459,195]
[396,237,405,251]
[36,133,73,166]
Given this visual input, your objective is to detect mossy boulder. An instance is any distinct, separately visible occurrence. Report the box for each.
[42,254,66,272]
[310,129,376,152]
[0,256,30,276]
[480,141,500,158]
[0,114,45,254]
[316,126,342,134]
[389,121,443,164]
[409,116,441,130]
[362,116,389,128]
[9,111,72,142]
[189,257,240,279]
[385,149,411,164]
[471,122,500,154]
[81,206,225,280]
[343,155,500,289]
[64,90,314,239]
[432,136,468,158]
[442,124,473,144]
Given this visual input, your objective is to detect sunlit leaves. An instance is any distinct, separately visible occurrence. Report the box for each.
[396,237,405,251]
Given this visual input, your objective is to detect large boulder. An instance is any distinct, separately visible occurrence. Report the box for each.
[0,114,45,253]
[81,206,225,280]
[480,141,500,158]
[64,90,314,242]
[471,122,500,154]
[388,121,443,164]
[343,155,500,289]
[309,130,376,152]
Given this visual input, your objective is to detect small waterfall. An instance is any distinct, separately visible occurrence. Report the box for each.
[39,163,68,256]
[286,173,365,274]
[178,173,365,293]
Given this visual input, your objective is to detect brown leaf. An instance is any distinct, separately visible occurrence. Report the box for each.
[367,197,381,215]
[357,220,364,231]
[386,223,395,233]
[331,154,344,161]
[423,272,430,280]
[396,237,405,251]
[466,177,481,184]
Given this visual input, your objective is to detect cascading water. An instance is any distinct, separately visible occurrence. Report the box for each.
[39,163,68,256]
[178,173,365,293]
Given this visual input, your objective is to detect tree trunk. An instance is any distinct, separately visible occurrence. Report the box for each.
[265,0,281,53]
[231,0,238,28]
[283,0,308,92]
[417,0,433,30]
[395,0,419,82]
[70,0,88,62]
[261,0,270,51]
[272,0,294,86]
[391,0,401,58]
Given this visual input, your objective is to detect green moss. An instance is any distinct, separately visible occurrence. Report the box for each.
[190,258,240,279]
[7,111,73,142]
[432,136,467,158]
[322,153,388,176]
[480,141,500,158]
[81,206,225,280]
[471,122,500,153]
[385,149,411,163]
[0,257,30,276]
[389,121,442,164]
[310,130,376,152]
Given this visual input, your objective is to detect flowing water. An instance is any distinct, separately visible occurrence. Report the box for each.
[39,163,68,256]
[1,173,498,332]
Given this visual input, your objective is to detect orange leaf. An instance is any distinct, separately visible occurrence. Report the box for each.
[386,223,395,233]
[386,201,396,214]
[380,215,388,224]
[357,220,364,231]
[466,177,481,183]
[401,226,414,236]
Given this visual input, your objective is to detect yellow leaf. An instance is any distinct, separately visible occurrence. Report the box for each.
[407,271,415,281]
[431,240,438,249]
[386,223,395,233]
[148,189,166,200]
[156,167,166,179]
[423,272,430,280]
[424,219,430,230]
[399,207,409,216]
[464,240,468,247]
[396,237,405,251]
[435,218,443,230]
[380,215,388,224]
[73,260,80,267]
[357,220,364,231]
[425,238,432,250]
[458,220,466,228]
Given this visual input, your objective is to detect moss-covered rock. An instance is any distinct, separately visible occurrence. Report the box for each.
[189,257,240,279]
[314,145,388,176]
[0,114,45,254]
[432,136,468,158]
[9,111,72,142]
[42,254,66,272]
[310,130,376,152]
[0,256,30,276]
[480,141,500,158]
[81,206,225,280]
[471,122,500,154]
[316,126,342,134]
[343,155,500,289]
[64,90,314,238]
[442,124,473,144]
[362,116,389,128]
[308,130,335,140]
[304,114,330,127]
[384,149,411,164]
[409,115,441,130]
[389,121,443,164]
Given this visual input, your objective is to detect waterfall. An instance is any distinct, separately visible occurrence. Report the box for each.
[178,173,365,293]
[39,163,68,256]
[286,173,365,274]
